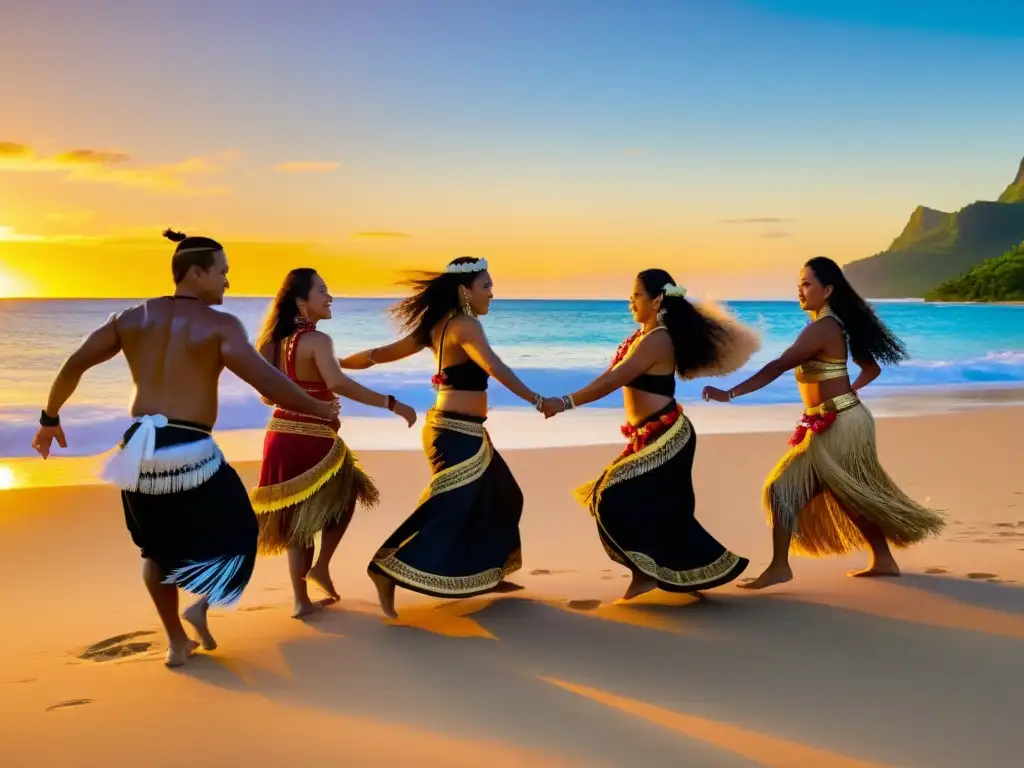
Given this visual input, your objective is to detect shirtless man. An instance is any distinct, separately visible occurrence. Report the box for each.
[31,229,339,667]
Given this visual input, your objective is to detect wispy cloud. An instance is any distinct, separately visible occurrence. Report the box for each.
[720,217,795,225]
[52,149,131,165]
[0,225,45,242]
[622,148,647,157]
[759,231,792,239]
[0,141,235,196]
[0,142,31,158]
[352,231,409,239]
[273,161,339,174]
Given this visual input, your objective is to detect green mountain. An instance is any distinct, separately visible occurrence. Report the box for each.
[924,242,1024,302]
[843,156,1024,298]
[999,156,1024,203]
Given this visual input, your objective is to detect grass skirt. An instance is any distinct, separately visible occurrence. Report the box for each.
[764,393,946,556]
[251,416,379,555]
[368,410,523,598]
[575,402,749,592]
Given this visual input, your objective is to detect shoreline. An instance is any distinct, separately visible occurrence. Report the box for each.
[3,389,1024,491]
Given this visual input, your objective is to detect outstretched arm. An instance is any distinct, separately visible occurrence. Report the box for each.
[220,316,337,420]
[309,334,416,426]
[851,355,881,391]
[43,313,122,419]
[339,334,425,369]
[709,322,826,400]
[33,314,122,458]
[567,332,667,408]
[458,319,540,405]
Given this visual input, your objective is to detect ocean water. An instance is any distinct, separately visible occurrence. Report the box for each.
[1,297,1022,457]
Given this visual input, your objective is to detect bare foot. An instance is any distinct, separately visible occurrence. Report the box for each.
[182,601,217,651]
[737,565,793,590]
[307,564,341,602]
[369,571,398,619]
[622,573,658,601]
[291,598,333,620]
[848,562,900,578]
[165,639,200,668]
[491,580,525,593]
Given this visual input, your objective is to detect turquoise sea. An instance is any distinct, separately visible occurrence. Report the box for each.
[1,297,1022,457]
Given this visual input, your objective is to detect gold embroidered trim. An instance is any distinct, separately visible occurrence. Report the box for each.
[416,415,492,503]
[266,417,337,439]
[251,437,349,512]
[619,544,743,587]
[805,391,860,417]
[373,547,522,596]
[419,436,492,504]
[575,415,692,512]
[795,359,849,383]
[427,411,487,438]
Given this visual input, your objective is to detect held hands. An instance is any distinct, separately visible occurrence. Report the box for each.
[701,386,731,403]
[540,396,565,419]
[32,425,67,459]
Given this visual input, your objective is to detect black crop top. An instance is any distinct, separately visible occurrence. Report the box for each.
[626,371,675,396]
[624,327,676,396]
[435,316,489,392]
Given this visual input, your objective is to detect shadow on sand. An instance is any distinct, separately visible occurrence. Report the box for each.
[177,579,1024,768]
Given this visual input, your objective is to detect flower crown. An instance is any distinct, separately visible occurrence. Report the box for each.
[445,258,488,274]
[662,282,686,298]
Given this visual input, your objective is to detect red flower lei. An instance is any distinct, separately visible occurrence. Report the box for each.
[619,403,684,457]
[431,371,447,390]
[608,329,643,370]
[788,411,837,447]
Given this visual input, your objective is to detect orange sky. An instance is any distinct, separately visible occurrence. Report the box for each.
[4,3,1023,300]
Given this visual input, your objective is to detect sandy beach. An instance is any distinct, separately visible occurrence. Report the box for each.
[2,406,1024,767]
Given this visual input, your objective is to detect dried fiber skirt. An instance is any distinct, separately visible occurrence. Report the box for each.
[252,426,379,555]
[764,400,946,557]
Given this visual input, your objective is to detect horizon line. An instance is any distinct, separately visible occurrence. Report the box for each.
[0,294,922,304]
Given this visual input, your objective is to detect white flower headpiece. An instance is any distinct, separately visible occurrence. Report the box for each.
[445,258,488,274]
[663,282,686,298]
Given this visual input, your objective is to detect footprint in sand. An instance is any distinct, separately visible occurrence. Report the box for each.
[239,604,273,612]
[566,599,602,611]
[925,567,949,574]
[966,572,1000,580]
[46,699,93,712]
[78,631,156,662]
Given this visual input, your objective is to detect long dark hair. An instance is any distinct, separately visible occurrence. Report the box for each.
[805,257,908,365]
[390,257,486,345]
[255,268,319,355]
[638,269,737,378]
[164,228,223,283]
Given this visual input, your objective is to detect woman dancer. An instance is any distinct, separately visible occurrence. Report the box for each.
[341,257,542,617]
[544,269,758,600]
[702,257,945,589]
[251,268,417,618]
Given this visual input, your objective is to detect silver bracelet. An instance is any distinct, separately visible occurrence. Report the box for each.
[533,394,544,411]
[728,389,737,400]
[561,395,576,411]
